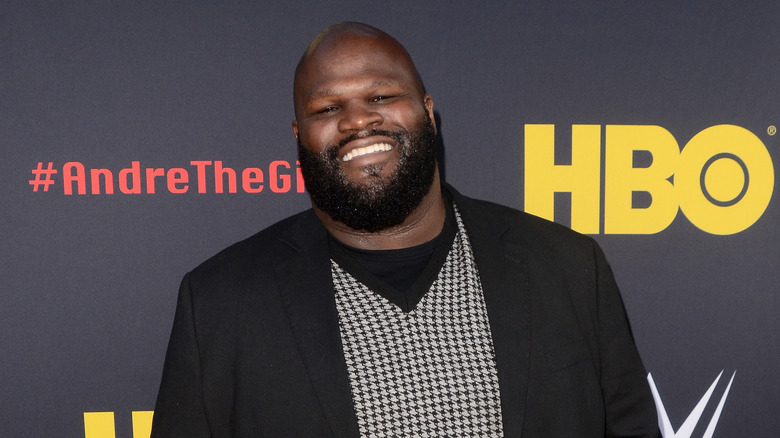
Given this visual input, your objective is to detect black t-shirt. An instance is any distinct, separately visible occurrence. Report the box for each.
[328,200,457,313]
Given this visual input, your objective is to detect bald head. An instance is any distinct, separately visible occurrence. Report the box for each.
[296,22,393,70]
[293,22,425,118]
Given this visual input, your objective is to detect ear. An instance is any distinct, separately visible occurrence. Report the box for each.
[423,94,437,134]
[291,119,299,142]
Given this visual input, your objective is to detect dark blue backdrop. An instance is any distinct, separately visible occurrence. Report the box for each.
[3,1,777,436]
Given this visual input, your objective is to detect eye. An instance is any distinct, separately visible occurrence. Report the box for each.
[371,95,394,102]
[317,105,339,114]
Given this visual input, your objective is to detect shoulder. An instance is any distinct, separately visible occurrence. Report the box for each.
[450,186,599,257]
[186,208,322,287]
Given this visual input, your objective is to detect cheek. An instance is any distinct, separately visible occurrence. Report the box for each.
[387,103,428,129]
[298,122,335,153]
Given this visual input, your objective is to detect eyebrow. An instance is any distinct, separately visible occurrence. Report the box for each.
[305,79,402,103]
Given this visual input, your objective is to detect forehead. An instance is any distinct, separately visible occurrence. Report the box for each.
[295,33,422,104]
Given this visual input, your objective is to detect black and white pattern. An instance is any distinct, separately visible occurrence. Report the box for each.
[332,207,504,437]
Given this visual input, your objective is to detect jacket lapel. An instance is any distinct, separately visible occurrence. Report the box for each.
[274,211,360,437]
[454,190,532,437]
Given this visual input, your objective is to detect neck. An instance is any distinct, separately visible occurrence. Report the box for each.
[314,175,446,251]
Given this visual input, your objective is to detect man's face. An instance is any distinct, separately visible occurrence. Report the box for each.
[293,33,438,231]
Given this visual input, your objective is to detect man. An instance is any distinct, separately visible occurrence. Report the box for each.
[152,22,660,437]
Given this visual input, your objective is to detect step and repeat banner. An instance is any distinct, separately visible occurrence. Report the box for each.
[3,1,778,437]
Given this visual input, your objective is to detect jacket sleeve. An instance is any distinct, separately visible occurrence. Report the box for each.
[592,243,661,438]
[150,273,212,438]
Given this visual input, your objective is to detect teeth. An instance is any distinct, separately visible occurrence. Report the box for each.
[342,143,393,162]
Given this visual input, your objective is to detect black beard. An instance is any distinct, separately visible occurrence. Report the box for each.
[297,113,437,232]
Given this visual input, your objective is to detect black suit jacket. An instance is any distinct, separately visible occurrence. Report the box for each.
[151,187,660,437]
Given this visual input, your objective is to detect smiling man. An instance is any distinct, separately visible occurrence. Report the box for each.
[151,22,660,437]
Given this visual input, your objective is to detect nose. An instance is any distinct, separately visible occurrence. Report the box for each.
[337,101,383,132]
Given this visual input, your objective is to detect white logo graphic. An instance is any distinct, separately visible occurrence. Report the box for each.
[647,371,736,438]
